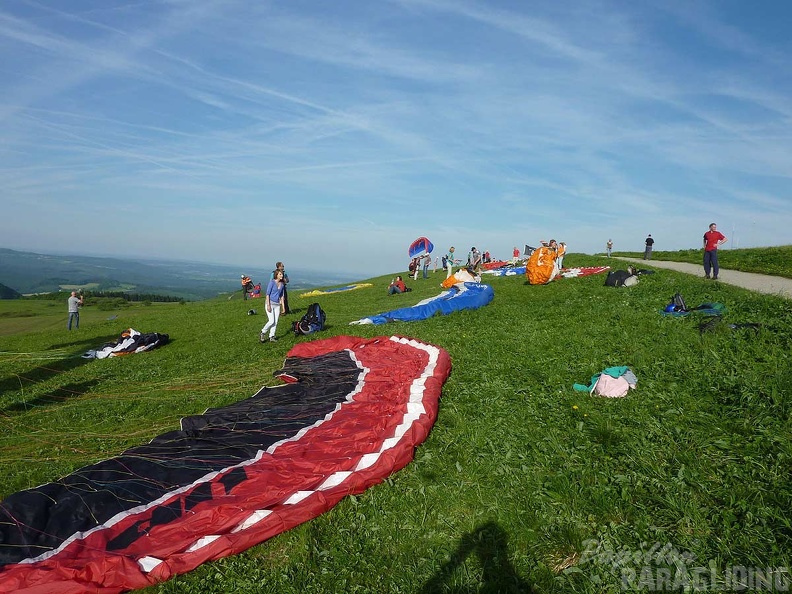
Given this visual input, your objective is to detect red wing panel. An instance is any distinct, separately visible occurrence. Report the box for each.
[560,266,611,278]
[0,336,451,593]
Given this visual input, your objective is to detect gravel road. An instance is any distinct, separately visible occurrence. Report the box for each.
[612,257,792,300]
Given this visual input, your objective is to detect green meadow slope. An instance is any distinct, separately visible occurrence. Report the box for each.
[612,245,792,279]
[1,254,790,593]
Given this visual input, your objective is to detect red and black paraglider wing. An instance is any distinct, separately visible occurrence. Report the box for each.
[0,335,451,594]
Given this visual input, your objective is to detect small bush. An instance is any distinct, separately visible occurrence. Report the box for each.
[94,297,132,311]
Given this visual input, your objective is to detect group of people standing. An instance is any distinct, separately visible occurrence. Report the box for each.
[62,224,731,335]
[608,222,728,279]
[442,246,490,279]
[408,254,433,280]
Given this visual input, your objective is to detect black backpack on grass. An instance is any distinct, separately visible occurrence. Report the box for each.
[671,292,688,312]
[604,267,638,287]
[293,302,326,335]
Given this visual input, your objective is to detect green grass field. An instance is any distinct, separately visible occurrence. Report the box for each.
[612,245,792,279]
[1,253,791,593]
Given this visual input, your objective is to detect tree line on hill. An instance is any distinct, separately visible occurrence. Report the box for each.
[20,290,185,303]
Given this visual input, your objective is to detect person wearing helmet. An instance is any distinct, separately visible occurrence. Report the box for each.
[241,274,253,300]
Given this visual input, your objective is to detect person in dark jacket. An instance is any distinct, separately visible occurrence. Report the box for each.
[643,235,654,260]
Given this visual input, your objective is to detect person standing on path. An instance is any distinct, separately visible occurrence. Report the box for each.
[260,270,285,343]
[67,291,83,330]
[703,223,727,279]
[643,235,654,260]
[606,239,613,258]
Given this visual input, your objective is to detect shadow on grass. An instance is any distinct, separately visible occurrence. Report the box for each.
[0,333,119,397]
[420,521,533,593]
[49,335,115,350]
[0,379,101,415]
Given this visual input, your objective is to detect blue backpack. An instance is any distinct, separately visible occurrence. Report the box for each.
[293,302,326,335]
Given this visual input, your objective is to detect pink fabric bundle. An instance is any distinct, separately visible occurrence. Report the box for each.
[591,374,634,398]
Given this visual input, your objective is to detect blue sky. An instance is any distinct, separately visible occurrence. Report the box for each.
[1,0,790,276]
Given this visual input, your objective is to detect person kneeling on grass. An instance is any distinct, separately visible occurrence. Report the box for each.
[388,276,408,295]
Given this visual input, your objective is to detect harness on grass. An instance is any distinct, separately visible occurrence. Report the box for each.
[293,302,326,335]
[662,293,725,317]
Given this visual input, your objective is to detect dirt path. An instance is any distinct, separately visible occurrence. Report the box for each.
[612,257,792,300]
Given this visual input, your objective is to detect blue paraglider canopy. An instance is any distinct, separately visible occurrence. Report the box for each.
[409,236,434,257]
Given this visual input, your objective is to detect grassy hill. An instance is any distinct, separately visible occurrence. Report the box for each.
[611,245,792,279]
[1,254,790,593]
[0,282,21,299]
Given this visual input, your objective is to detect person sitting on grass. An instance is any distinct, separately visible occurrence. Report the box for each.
[388,276,408,295]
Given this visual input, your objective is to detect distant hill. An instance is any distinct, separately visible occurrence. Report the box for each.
[0,248,358,301]
[0,282,21,299]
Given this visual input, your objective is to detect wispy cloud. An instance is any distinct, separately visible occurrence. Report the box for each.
[1,0,790,273]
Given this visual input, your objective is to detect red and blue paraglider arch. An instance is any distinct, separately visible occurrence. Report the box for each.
[408,236,433,258]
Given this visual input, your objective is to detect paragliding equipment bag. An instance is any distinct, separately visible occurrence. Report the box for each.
[666,292,688,313]
[293,302,326,335]
[605,270,635,287]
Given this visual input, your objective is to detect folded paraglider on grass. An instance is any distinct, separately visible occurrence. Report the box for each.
[350,282,493,325]
[82,328,169,359]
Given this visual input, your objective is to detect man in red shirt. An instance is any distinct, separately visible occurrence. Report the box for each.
[703,222,727,279]
[388,275,408,295]
[512,246,521,264]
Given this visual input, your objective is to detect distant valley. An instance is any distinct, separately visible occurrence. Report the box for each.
[0,248,358,301]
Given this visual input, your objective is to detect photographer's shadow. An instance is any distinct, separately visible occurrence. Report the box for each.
[420,521,533,593]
